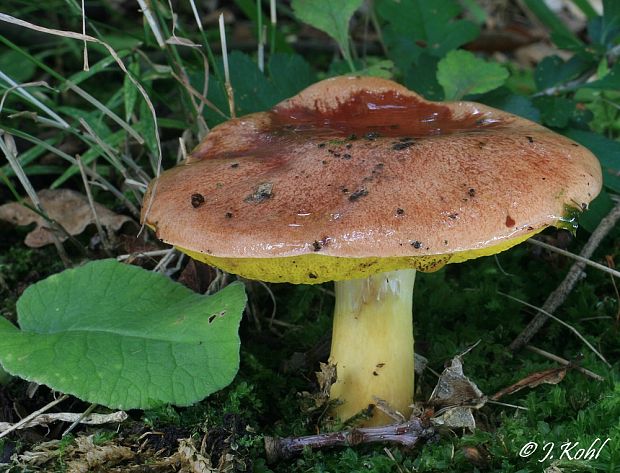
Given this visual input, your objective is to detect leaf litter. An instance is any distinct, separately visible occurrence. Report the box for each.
[0,188,132,247]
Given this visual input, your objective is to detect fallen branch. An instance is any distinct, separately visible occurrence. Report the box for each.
[264,418,434,463]
[510,200,620,352]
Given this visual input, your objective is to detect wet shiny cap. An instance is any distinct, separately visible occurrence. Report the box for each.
[141,76,602,283]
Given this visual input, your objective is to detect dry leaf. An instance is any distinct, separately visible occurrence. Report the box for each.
[491,365,569,401]
[0,188,132,247]
[428,356,486,429]
[0,410,127,432]
[316,362,337,399]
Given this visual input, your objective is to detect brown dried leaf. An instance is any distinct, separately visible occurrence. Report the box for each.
[0,189,132,247]
[491,366,569,401]
[428,356,486,430]
[316,362,338,399]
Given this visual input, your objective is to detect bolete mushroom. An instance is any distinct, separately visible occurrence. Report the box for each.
[141,76,602,426]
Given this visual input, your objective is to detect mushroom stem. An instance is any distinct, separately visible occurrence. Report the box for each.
[329,269,416,426]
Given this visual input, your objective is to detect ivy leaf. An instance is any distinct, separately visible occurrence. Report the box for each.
[436,50,509,100]
[0,259,246,409]
[291,0,363,69]
[376,0,479,68]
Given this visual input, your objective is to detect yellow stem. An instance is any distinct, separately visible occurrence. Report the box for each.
[329,269,416,426]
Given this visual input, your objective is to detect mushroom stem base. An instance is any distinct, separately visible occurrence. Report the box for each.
[329,269,416,426]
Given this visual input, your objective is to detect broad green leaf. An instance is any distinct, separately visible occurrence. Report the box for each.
[563,129,620,170]
[268,53,316,100]
[376,0,479,68]
[534,55,596,92]
[479,89,540,122]
[436,50,508,100]
[579,190,613,232]
[202,52,316,125]
[532,96,575,128]
[0,260,246,409]
[403,54,443,100]
[291,0,363,69]
[563,128,620,192]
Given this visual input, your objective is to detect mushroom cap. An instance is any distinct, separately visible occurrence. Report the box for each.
[142,76,602,283]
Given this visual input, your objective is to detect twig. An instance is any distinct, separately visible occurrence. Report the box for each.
[500,291,611,368]
[0,394,68,439]
[510,201,620,351]
[525,345,605,382]
[62,403,96,436]
[527,238,620,279]
[264,418,434,463]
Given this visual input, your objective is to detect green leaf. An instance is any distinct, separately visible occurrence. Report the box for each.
[268,53,316,99]
[522,0,583,50]
[479,89,540,122]
[563,129,620,170]
[579,190,613,232]
[0,260,246,409]
[124,60,140,122]
[534,55,595,91]
[0,50,36,83]
[532,96,575,128]
[291,0,363,69]
[563,128,620,192]
[580,62,620,90]
[436,50,509,100]
[201,52,316,125]
[376,0,479,68]
[403,54,443,100]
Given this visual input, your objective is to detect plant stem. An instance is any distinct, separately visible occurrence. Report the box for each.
[330,269,416,426]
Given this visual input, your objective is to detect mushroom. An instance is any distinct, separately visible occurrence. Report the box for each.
[141,76,602,426]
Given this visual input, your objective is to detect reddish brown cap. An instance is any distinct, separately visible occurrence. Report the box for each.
[141,76,601,280]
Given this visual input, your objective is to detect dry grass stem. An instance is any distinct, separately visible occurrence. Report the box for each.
[525,345,605,381]
[499,291,611,368]
[511,201,620,350]
[76,156,111,253]
[219,13,236,118]
[0,394,69,439]
[527,238,620,279]
[137,0,165,47]
[0,72,70,128]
